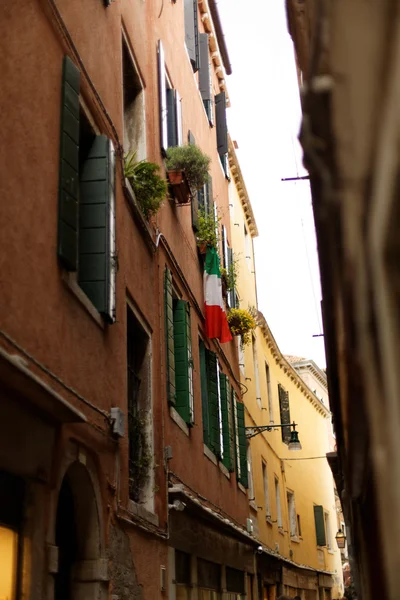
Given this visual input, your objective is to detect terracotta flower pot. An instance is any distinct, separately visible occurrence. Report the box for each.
[198,241,207,255]
[167,169,191,204]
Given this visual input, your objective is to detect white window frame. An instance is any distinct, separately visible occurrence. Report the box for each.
[324,511,333,549]
[265,361,273,423]
[247,443,254,500]
[262,461,271,518]
[287,490,297,538]
[252,335,261,408]
[275,477,282,528]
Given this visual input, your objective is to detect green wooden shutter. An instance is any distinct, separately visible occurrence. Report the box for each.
[236,400,248,487]
[199,340,210,445]
[278,384,291,443]
[314,506,327,546]
[58,56,80,271]
[173,300,193,424]
[164,267,176,405]
[206,349,220,456]
[167,88,177,148]
[215,92,228,155]
[78,135,116,322]
[220,374,234,471]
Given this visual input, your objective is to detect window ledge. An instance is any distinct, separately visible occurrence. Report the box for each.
[249,500,258,513]
[169,406,190,436]
[266,517,273,526]
[218,462,231,479]
[203,444,218,466]
[290,535,301,544]
[328,548,335,555]
[123,178,156,254]
[62,271,104,329]
[278,527,285,536]
[237,482,247,495]
[127,499,159,527]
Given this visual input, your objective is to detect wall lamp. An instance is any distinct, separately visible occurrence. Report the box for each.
[335,528,346,549]
[245,421,302,451]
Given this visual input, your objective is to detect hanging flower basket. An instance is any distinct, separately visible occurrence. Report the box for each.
[167,169,192,204]
[227,308,256,346]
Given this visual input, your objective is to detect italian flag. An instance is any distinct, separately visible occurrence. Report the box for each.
[204,247,232,344]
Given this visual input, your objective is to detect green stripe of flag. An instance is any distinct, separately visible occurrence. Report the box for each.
[205,247,221,277]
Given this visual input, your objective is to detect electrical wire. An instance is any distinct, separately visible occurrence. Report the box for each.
[281,456,327,460]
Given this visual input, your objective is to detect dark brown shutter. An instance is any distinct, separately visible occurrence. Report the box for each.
[199,33,211,100]
[215,92,228,155]
[278,384,291,443]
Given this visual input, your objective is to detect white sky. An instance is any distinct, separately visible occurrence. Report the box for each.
[218,0,326,368]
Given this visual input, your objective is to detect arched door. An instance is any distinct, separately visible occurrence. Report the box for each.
[54,461,104,600]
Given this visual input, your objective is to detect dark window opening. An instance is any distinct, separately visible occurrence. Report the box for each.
[79,109,96,172]
[55,477,77,600]
[122,39,145,158]
[175,550,191,584]
[226,567,245,594]
[127,305,152,503]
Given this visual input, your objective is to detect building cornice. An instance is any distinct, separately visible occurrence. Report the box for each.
[290,358,328,391]
[228,135,259,237]
[258,312,330,418]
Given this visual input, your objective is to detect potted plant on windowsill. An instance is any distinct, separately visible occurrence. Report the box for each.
[196,208,220,254]
[220,254,239,299]
[227,307,256,346]
[124,151,168,219]
[166,144,211,204]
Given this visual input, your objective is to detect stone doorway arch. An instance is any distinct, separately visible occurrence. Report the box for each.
[53,459,107,600]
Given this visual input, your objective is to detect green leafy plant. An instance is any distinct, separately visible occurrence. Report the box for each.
[128,409,153,504]
[166,144,211,191]
[124,151,167,218]
[220,254,239,293]
[197,208,220,249]
[227,308,256,346]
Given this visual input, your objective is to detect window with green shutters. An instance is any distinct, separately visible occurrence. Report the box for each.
[278,384,291,444]
[199,341,221,457]
[199,339,210,445]
[164,267,194,425]
[58,56,116,322]
[58,56,80,272]
[220,373,235,471]
[173,300,194,424]
[206,349,220,456]
[314,505,327,546]
[233,393,248,487]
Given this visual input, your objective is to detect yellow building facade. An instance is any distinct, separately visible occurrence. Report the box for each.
[227,139,344,599]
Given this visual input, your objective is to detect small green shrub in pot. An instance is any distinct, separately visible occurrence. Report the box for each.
[166,144,211,191]
[124,151,168,218]
[196,208,220,251]
[220,253,239,293]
